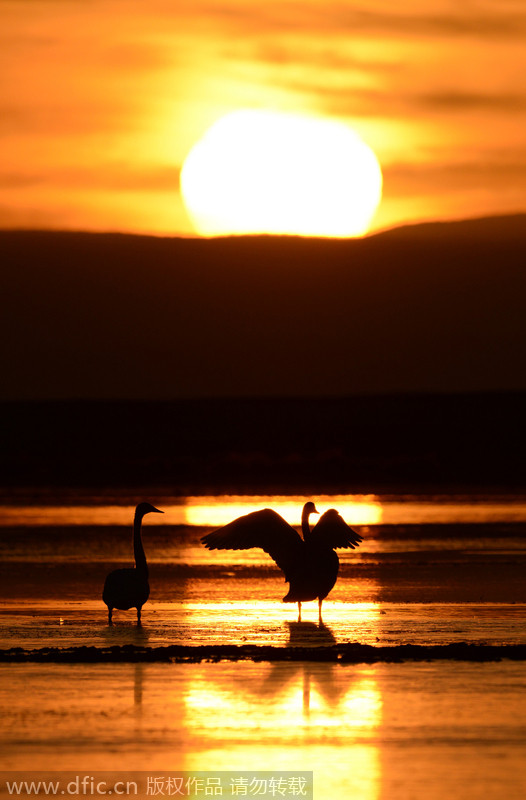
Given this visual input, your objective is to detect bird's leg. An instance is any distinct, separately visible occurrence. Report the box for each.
[108,608,113,625]
[297,602,302,622]
[137,607,142,626]
[318,599,323,624]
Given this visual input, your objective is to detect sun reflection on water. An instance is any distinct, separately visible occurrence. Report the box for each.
[3,494,526,527]
[0,495,381,527]
[183,495,383,527]
[180,661,382,800]
[170,602,383,646]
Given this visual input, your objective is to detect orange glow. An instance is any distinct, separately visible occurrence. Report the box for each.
[183,495,383,527]
[1,3,525,235]
[184,671,382,732]
[182,664,382,799]
[4,496,526,528]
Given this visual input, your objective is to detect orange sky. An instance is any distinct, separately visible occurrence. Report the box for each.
[1,0,525,237]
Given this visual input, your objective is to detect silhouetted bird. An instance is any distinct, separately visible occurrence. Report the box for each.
[102,502,163,624]
[201,501,362,621]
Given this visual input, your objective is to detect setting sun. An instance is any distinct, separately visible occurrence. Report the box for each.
[181,110,382,237]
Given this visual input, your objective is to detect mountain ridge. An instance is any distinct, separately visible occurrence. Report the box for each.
[2,210,526,244]
[2,213,525,400]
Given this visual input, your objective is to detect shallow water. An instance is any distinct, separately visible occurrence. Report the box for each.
[1,660,526,799]
[2,601,526,652]
[1,492,526,649]
[3,492,526,528]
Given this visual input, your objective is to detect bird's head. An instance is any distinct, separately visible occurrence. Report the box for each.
[135,502,164,518]
[303,501,319,517]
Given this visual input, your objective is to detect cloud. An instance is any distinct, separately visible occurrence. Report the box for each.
[0,165,182,193]
[0,101,143,137]
[417,91,526,112]
[155,1,526,41]
[97,42,176,71]
[4,1,526,43]
[0,202,66,229]
[0,173,46,189]
[229,39,400,74]
[264,77,526,118]
[79,165,182,192]
[383,153,526,197]
[330,6,526,39]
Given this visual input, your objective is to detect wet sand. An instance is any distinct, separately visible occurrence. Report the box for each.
[1,599,526,650]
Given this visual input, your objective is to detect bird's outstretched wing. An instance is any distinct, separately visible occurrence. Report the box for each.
[310,509,363,549]
[201,508,304,580]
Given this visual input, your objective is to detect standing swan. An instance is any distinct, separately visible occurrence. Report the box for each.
[103,502,163,624]
[201,501,362,621]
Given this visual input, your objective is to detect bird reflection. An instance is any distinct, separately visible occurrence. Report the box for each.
[224,619,350,717]
[134,663,144,710]
[287,620,337,647]
[202,501,362,621]
[100,615,152,648]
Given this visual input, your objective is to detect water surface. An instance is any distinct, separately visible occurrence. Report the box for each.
[1,660,526,800]
[1,493,525,799]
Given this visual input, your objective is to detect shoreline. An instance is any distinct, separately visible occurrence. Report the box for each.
[3,641,526,664]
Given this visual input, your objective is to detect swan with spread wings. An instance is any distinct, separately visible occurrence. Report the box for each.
[201,501,362,621]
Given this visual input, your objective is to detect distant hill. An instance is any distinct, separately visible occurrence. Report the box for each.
[374,213,526,242]
[2,213,526,400]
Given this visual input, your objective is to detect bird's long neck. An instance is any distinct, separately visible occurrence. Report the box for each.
[133,513,148,576]
[301,506,313,541]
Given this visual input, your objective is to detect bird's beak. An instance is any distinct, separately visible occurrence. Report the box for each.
[152,507,164,514]
[313,505,319,514]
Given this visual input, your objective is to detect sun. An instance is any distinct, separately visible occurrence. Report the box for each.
[180,110,382,238]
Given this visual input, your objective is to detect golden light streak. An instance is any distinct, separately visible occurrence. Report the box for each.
[183,495,383,528]
[183,670,382,732]
[182,666,382,800]
[5,497,526,527]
